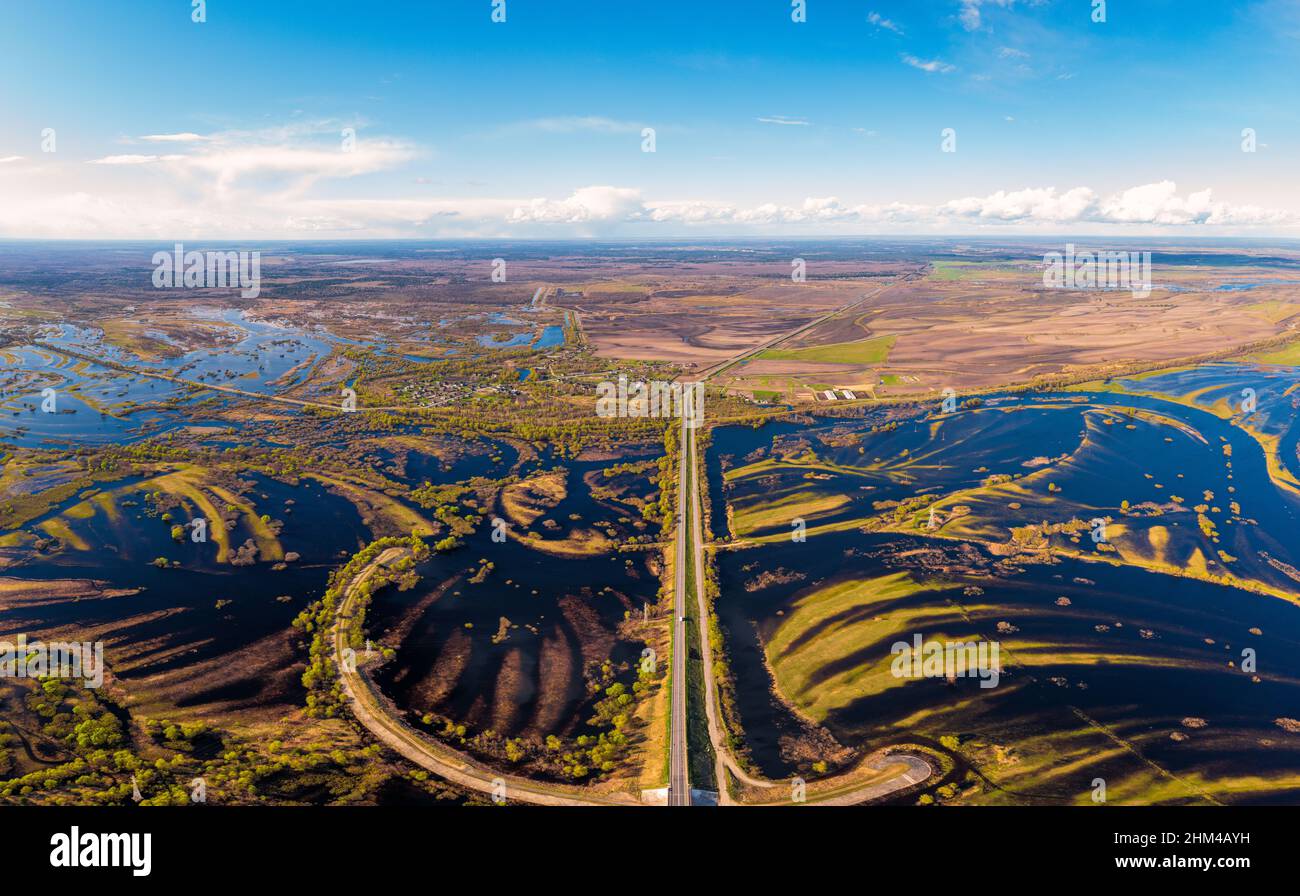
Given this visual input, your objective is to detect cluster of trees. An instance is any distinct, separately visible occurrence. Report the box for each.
[642,424,677,527]
[0,695,401,805]
[415,652,664,783]
[700,538,754,772]
[24,677,125,752]
[293,531,437,719]
[409,478,487,537]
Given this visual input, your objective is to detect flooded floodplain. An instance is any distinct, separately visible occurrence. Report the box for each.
[1,288,667,802]
[707,364,1300,803]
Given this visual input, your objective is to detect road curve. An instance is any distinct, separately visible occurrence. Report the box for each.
[332,548,640,806]
[811,754,933,806]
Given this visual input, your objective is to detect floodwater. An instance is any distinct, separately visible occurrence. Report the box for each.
[708,376,1300,800]
[367,448,662,741]
[0,475,371,700]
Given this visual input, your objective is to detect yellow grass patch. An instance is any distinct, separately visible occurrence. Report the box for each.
[37,517,91,551]
[500,471,567,527]
[731,490,849,536]
[766,573,950,721]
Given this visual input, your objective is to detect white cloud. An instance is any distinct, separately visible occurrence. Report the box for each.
[0,120,1292,242]
[959,0,1022,31]
[902,54,956,74]
[507,186,645,224]
[0,155,23,164]
[1097,181,1290,226]
[646,200,738,224]
[867,12,903,33]
[508,116,644,134]
[997,46,1029,59]
[87,154,184,165]
[940,182,1292,227]
[756,115,810,126]
[942,186,1098,222]
[180,141,415,186]
[139,132,211,143]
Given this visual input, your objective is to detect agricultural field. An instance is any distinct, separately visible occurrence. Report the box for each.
[713,247,1300,405]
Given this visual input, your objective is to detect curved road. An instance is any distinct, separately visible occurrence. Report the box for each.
[43,302,932,807]
[331,547,638,806]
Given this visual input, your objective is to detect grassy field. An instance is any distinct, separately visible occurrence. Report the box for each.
[730,489,850,537]
[765,573,951,721]
[756,334,896,365]
[928,261,978,281]
[1243,301,1300,325]
[1249,339,1300,365]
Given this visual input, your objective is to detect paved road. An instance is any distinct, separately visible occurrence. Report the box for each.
[666,283,939,805]
[332,547,639,807]
[681,413,770,800]
[51,297,930,807]
[668,401,692,806]
[812,754,933,806]
[671,406,934,806]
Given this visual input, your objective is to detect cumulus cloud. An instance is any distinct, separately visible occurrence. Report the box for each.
[942,186,1098,222]
[1098,181,1214,225]
[645,200,738,224]
[0,128,1292,241]
[902,54,956,74]
[507,186,645,225]
[940,181,1291,227]
[548,183,1291,231]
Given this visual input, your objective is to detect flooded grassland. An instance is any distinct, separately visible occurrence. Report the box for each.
[0,300,672,804]
[705,360,1300,804]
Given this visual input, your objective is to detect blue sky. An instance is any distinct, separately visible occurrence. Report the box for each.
[0,0,1296,238]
